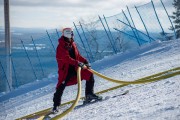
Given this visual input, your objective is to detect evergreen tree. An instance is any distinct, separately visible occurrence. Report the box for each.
[170,0,180,38]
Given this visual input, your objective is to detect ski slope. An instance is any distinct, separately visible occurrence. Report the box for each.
[0,39,180,120]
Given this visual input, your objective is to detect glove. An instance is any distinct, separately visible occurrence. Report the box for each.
[78,62,85,69]
[85,63,91,69]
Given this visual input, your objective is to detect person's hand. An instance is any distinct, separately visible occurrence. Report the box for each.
[78,62,86,69]
[85,63,91,69]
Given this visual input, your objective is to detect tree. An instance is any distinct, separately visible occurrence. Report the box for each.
[171,0,180,38]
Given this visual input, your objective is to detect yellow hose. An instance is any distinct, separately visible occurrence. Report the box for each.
[17,67,180,120]
[51,67,180,119]
[51,67,82,120]
[89,68,180,84]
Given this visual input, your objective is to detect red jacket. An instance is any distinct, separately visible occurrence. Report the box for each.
[56,36,92,88]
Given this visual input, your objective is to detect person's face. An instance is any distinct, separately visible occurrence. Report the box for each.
[63,29,73,39]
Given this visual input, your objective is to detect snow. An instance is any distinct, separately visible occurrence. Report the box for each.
[12,44,46,50]
[0,39,180,120]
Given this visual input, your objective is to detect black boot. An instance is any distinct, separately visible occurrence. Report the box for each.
[52,84,65,113]
[85,75,102,103]
[85,94,102,102]
[52,106,60,113]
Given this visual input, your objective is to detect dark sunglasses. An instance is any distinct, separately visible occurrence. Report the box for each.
[71,31,74,36]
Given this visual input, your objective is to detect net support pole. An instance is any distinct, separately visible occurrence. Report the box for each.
[73,22,91,62]
[135,6,152,42]
[151,0,166,39]
[98,15,117,54]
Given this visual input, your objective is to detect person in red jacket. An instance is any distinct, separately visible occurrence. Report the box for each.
[52,28,101,113]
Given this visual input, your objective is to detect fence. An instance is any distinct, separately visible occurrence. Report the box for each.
[0,0,176,92]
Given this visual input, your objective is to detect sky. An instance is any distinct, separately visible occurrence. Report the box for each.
[0,0,173,29]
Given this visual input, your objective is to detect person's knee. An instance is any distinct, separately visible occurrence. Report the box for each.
[56,84,66,94]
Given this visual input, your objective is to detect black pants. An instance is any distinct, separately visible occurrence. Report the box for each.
[53,68,95,107]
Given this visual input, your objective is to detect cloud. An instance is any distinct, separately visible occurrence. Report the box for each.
[0,0,174,28]
[0,0,152,9]
[0,0,100,8]
[0,0,173,8]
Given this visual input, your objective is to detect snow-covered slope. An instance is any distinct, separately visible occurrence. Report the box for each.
[0,39,180,120]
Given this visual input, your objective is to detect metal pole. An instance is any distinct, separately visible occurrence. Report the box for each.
[4,0,12,91]
[46,30,56,52]
[114,28,148,43]
[160,0,177,39]
[0,61,11,91]
[126,6,141,45]
[135,6,152,42]
[73,22,91,63]
[103,15,117,52]
[31,36,45,77]
[79,22,94,62]
[21,40,38,80]
[56,29,60,38]
[122,10,141,46]
[151,0,166,38]
[11,58,18,88]
[117,19,155,41]
[98,15,117,54]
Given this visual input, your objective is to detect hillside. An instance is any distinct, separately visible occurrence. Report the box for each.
[0,39,180,120]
